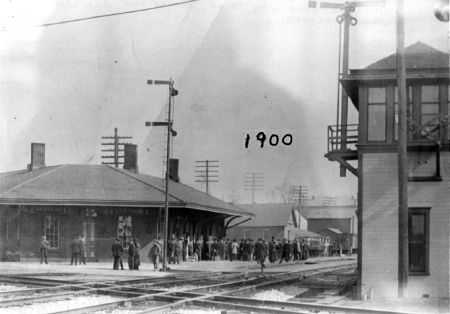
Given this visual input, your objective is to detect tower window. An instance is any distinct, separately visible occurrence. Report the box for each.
[368,87,386,141]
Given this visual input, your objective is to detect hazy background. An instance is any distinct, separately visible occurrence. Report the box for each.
[0,0,448,203]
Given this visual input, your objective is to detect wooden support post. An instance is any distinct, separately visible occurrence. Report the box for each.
[396,0,408,298]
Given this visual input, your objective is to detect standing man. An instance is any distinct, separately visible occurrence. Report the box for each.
[268,237,276,264]
[40,235,49,264]
[231,239,239,261]
[112,238,124,270]
[70,236,81,265]
[127,239,136,270]
[255,238,267,274]
[149,237,162,271]
[133,238,141,270]
[175,237,183,264]
[80,235,87,265]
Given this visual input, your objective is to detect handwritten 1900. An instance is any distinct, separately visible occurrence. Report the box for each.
[244,132,293,148]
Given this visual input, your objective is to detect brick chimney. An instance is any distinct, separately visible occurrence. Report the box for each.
[169,158,180,182]
[123,143,138,173]
[28,143,46,170]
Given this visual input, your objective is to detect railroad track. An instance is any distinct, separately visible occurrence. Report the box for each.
[0,259,410,314]
[48,261,357,314]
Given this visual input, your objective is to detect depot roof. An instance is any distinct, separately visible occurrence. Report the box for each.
[0,164,253,217]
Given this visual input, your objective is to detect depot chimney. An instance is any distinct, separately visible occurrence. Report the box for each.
[169,158,180,182]
[123,143,138,173]
[29,143,46,170]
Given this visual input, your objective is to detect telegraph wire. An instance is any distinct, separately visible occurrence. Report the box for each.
[40,0,202,27]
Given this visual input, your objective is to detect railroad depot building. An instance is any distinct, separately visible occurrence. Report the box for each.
[327,42,450,299]
[0,143,252,261]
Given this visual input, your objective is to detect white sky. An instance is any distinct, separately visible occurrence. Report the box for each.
[0,0,448,203]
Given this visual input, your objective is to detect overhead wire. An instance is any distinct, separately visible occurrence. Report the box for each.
[40,0,201,27]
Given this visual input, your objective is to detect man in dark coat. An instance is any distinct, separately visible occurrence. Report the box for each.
[70,236,81,265]
[40,235,49,264]
[127,240,136,270]
[112,238,124,270]
[268,237,277,264]
[133,238,141,270]
[254,238,267,274]
[168,234,176,264]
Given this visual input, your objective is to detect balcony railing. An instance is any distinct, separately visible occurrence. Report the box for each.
[327,124,359,153]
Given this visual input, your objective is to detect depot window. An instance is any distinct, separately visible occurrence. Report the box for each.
[409,208,429,275]
[368,87,386,142]
[43,215,60,249]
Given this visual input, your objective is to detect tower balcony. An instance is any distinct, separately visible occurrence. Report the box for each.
[325,124,359,177]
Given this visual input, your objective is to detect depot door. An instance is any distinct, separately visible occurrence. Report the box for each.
[82,219,96,260]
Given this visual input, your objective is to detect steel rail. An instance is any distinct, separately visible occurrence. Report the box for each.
[0,269,236,299]
[135,264,356,314]
[0,267,256,308]
[48,262,355,314]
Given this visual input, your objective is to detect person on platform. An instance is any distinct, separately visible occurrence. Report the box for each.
[211,238,219,261]
[276,239,283,262]
[231,239,239,261]
[224,239,231,261]
[182,235,188,262]
[112,238,124,270]
[254,238,267,274]
[268,237,277,264]
[187,235,193,261]
[193,237,201,262]
[133,238,141,270]
[127,239,136,270]
[70,236,81,265]
[249,239,255,261]
[80,235,87,265]
[175,237,183,264]
[40,235,49,264]
[149,237,162,271]
[168,234,176,264]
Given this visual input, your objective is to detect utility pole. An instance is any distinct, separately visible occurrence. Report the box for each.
[244,172,264,203]
[194,160,219,194]
[396,0,408,298]
[289,185,309,206]
[290,185,309,218]
[101,128,133,168]
[309,0,384,176]
[145,79,179,272]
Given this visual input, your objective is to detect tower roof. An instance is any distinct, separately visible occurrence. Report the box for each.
[365,41,449,70]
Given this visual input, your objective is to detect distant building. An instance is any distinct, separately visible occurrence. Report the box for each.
[226,203,307,241]
[0,143,252,261]
[302,205,357,252]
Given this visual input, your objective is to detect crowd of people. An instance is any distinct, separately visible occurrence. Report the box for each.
[39,233,313,273]
[146,235,312,272]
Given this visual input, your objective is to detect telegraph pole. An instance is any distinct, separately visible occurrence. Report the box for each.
[101,128,132,167]
[195,160,219,194]
[396,0,408,298]
[145,79,179,272]
[289,185,309,206]
[244,172,264,203]
[290,185,309,217]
